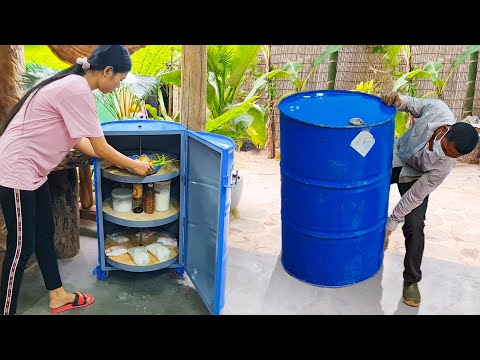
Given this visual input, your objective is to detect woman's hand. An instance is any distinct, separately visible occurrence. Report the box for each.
[130,159,154,176]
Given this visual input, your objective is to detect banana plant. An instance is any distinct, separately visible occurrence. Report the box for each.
[279,45,343,100]
[160,45,273,148]
[393,45,480,100]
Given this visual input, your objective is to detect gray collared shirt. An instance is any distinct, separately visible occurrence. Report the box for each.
[387,94,456,232]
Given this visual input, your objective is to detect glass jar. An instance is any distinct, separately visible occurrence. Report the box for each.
[111,188,133,213]
[132,183,143,213]
[144,183,155,214]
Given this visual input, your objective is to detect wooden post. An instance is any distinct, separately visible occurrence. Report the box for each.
[180,45,207,131]
[79,165,94,209]
[0,46,24,131]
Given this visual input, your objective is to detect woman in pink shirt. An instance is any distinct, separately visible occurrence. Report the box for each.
[0,45,153,315]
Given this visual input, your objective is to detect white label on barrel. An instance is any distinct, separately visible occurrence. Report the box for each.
[350,130,375,157]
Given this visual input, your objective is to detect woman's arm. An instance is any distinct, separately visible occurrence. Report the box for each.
[74,137,100,158]
[88,136,153,176]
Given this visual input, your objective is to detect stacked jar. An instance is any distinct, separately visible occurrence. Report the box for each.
[154,180,171,212]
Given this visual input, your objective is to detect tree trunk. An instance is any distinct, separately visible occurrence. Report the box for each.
[180,45,207,131]
[0,45,24,131]
[78,165,94,210]
[48,169,80,259]
[462,51,479,119]
[326,51,339,90]
[264,46,276,159]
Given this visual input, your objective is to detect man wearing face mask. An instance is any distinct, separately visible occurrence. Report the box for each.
[380,91,479,307]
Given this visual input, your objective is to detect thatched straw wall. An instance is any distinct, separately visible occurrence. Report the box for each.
[267,45,478,152]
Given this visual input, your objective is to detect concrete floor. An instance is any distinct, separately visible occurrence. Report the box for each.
[12,150,480,315]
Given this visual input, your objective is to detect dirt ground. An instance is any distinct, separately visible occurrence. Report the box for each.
[229,149,480,268]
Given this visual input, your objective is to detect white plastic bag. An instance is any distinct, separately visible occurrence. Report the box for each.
[106,233,129,244]
[135,230,156,238]
[127,246,150,266]
[105,245,128,257]
[146,243,171,262]
[156,234,178,247]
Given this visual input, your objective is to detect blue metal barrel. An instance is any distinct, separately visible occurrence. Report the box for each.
[278,90,396,287]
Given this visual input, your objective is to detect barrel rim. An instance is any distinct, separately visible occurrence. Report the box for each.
[278,89,396,129]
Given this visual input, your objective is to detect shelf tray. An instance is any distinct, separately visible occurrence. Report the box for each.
[100,159,180,184]
[102,197,179,227]
[104,228,178,272]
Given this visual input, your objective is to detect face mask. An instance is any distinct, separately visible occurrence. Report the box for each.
[433,128,449,158]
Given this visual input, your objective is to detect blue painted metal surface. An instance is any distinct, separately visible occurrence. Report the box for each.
[278,90,396,287]
[100,119,186,134]
[93,120,235,314]
[185,131,235,315]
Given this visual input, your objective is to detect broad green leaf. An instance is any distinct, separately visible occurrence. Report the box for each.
[393,70,431,92]
[24,45,70,70]
[452,45,480,70]
[145,104,161,120]
[232,113,254,133]
[282,61,302,80]
[245,104,267,147]
[131,45,181,76]
[206,97,257,132]
[226,45,261,88]
[159,69,181,87]
[422,61,442,82]
[312,45,342,68]
[245,69,291,101]
[394,112,408,138]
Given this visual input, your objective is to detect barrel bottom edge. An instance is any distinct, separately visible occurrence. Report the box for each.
[281,255,384,288]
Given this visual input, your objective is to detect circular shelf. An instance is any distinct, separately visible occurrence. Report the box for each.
[103,230,178,272]
[100,159,180,184]
[102,197,179,227]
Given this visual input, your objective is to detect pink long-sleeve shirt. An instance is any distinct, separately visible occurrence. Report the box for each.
[0,74,103,191]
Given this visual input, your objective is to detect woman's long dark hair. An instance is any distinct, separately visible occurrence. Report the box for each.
[1,45,132,134]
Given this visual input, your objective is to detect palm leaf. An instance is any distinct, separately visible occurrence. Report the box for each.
[119,73,157,100]
[130,45,181,76]
[22,62,59,90]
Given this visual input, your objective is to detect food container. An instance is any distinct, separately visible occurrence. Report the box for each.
[154,180,171,212]
[111,188,133,213]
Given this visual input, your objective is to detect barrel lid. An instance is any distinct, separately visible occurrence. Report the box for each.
[278,90,396,128]
[101,120,186,133]
[111,187,133,199]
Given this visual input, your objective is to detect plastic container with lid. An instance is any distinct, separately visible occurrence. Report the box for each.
[154,180,171,212]
[111,187,133,213]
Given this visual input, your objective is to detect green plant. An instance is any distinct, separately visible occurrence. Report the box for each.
[354,79,380,95]
[161,45,273,148]
[24,45,70,70]
[150,153,175,167]
[23,45,168,121]
[279,45,343,99]
[94,74,157,120]
[393,46,480,100]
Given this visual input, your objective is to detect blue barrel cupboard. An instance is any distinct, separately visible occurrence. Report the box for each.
[278,90,396,287]
[92,120,236,314]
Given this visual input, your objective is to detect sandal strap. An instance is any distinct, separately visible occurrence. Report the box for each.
[73,291,87,306]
